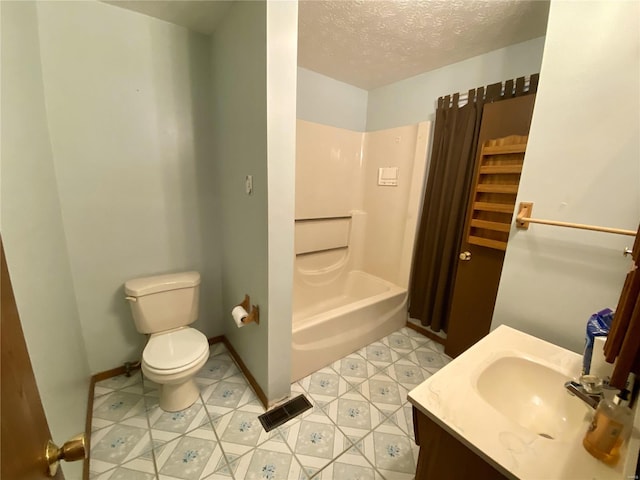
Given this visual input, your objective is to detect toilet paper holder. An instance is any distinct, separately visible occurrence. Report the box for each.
[236,294,259,325]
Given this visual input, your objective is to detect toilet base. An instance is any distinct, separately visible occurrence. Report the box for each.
[158,378,200,412]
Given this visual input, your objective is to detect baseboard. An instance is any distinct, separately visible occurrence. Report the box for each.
[220,337,269,409]
[86,333,268,417]
[405,321,446,346]
[208,335,225,346]
[92,365,136,383]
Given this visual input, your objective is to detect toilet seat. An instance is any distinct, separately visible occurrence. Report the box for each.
[143,327,209,375]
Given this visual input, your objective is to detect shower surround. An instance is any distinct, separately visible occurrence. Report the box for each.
[292,120,431,381]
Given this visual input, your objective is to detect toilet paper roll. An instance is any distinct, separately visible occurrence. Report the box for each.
[232,305,249,328]
[590,336,614,382]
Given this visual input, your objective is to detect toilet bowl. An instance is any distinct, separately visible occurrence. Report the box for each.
[141,327,209,411]
[125,271,208,412]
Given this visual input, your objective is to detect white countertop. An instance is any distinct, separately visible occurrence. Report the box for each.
[408,325,640,480]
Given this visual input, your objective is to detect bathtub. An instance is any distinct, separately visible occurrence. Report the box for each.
[291,270,407,382]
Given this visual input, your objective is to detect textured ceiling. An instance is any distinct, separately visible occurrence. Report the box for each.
[105,0,549,91]
[298,0,550,89]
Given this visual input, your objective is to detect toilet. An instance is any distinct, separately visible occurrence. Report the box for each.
[124,271,209,412]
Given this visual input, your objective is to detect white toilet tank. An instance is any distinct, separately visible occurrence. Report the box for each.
[125,271,200,334]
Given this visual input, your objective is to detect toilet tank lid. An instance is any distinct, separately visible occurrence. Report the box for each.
[124,271,200,297]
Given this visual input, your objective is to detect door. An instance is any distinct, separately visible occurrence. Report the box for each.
[1,237,65,480]
[445,95,536,358]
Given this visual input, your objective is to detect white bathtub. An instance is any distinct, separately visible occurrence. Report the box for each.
[291,270,407,382]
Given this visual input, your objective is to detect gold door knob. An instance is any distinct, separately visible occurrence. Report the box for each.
[459,251,472,261]
[45,433,86,477]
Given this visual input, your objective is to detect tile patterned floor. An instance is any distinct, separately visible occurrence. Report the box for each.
[89,327,450,480]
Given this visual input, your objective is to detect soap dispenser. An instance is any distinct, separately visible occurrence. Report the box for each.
[583,389,633,465]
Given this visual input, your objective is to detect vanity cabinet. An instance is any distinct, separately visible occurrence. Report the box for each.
[412,406,509,480]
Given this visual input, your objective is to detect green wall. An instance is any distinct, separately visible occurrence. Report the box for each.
[1,3,90,477]
[211,0,270,396]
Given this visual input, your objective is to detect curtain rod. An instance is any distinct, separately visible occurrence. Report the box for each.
[516,202,637,237]
[443,76,533,107]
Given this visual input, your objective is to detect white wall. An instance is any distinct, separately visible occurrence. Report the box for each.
[295,120,364,218]
[362,123,430,288]
[366,36,546,131]
[35,1,222,373]
[297,67,368,131]
[294,120,430,290]
[211,1,270,397]
[1,3,90,477]
[492,1,640,354]
[266,0,298,402]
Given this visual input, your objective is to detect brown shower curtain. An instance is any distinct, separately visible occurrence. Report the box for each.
[408,92,483,332]
[408,76,539,332]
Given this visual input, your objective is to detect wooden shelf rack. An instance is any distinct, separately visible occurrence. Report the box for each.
[466,135,528,251]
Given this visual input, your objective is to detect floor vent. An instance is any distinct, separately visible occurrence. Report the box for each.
[258,394,312,432]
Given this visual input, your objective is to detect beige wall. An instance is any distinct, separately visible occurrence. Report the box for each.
[295,120,364,218]
[361,123,430,288]
[295,120,429,289]
[492,1,640,352]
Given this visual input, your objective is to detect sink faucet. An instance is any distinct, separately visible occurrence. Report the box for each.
[564,380,603,409]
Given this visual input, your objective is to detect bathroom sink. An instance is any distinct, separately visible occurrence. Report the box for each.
[409,326,635,480]
[475,356,590,441]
